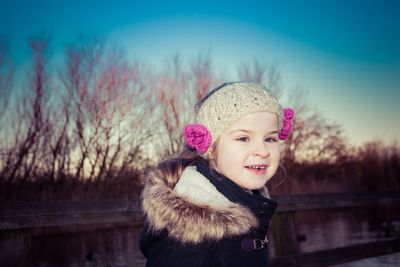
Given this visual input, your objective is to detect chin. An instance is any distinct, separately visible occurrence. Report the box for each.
[245,183,267,190]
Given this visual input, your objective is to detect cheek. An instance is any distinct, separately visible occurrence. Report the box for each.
[215,147,231,167]
[271,144,280,159]
[214,143,241,168]
[276,147,281,160]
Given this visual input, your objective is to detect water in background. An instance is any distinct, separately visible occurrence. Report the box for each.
[331,252,400,267]
[294,205,399,252]
[31,206,399,267]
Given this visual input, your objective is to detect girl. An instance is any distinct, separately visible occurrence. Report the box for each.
[139,82,294,266]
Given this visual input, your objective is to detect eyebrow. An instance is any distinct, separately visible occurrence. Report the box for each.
[229,129,279,135]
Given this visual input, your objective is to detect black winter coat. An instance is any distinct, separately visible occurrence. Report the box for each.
[139,159,277,267]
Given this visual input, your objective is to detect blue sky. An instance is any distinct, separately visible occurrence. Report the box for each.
[1,0,399,145]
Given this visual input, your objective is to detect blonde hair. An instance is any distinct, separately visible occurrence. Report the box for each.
[155,148,199,188]
[155,142,219,188]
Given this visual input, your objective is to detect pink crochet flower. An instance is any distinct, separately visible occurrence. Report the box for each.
[184,123,212,154]
[279,108,295,140]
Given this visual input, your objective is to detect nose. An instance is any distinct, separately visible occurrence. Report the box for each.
[252,142,270,158]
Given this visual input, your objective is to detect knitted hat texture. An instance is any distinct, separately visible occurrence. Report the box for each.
[196,82,283,156]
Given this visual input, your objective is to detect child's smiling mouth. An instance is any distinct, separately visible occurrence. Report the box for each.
[245,164,268,175]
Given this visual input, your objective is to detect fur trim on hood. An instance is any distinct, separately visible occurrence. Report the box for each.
[142,166,258,244]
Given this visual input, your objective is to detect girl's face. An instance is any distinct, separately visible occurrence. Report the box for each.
[210,111,280,190]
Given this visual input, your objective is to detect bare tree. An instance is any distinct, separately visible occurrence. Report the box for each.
[153,54,190,157]
[191,51,214,102]
[41,82,72,181]
[0,36,13,118]
[0,37,14,174]
[1,36,51,181]
[153,52,215,158]
[238,60,282,98]
[3,33,389,199]
[59,35,155,180]
[282,87,348,169]
[238,59,266,84]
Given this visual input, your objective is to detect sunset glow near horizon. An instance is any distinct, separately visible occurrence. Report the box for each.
[1,0,399,146]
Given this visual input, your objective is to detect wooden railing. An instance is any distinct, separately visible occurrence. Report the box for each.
[269,191,400,266]
[270,237,400,267]
[1,192,399,266]
[0,199,142,230]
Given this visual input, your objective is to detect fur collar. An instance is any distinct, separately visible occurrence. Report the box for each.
[141,165,258,244]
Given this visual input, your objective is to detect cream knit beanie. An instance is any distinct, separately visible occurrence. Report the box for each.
[188,82,285,157]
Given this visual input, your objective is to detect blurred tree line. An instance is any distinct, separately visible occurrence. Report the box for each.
[0,35,399,200]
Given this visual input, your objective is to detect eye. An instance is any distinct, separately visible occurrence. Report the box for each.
[236,136,249,142]
[265,137,278,143]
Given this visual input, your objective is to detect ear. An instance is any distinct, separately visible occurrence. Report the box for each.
[207,139,219,161]
[207,148,215,160]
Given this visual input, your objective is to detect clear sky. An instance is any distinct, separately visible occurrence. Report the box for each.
[1,0,399,146]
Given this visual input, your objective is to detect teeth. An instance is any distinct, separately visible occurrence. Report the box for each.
[247,165,266,170]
